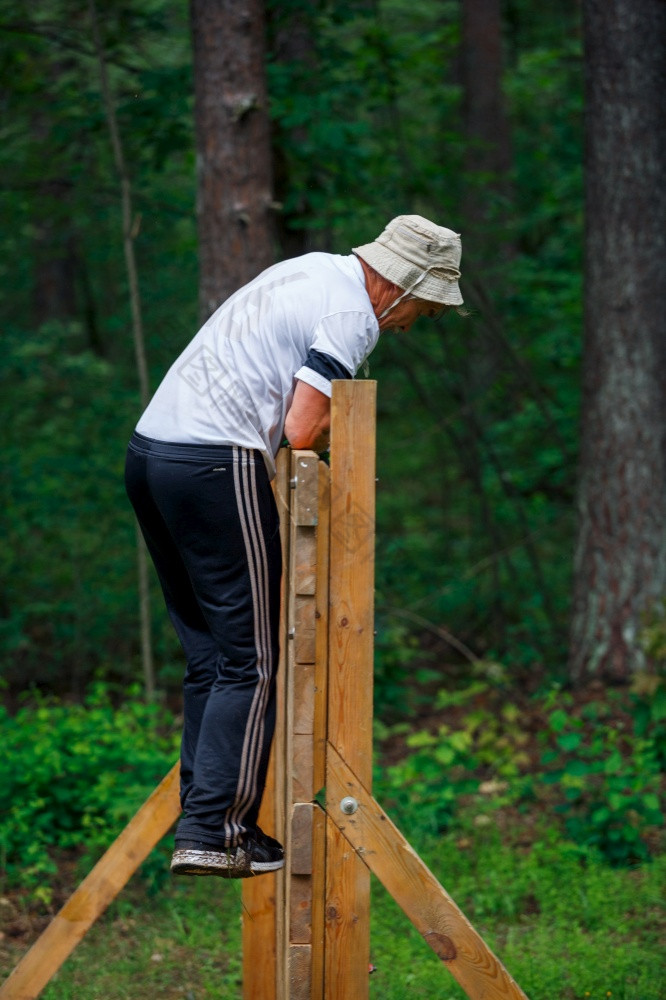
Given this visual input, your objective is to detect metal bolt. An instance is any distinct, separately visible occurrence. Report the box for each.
[290,476,298,489]
[340,796,359,815]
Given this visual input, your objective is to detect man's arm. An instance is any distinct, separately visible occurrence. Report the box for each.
[285,380,331,453]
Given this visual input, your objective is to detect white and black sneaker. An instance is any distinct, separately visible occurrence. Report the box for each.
[171,827,284,878]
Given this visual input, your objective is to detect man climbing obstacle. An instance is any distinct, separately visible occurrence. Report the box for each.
[124,215,463,878]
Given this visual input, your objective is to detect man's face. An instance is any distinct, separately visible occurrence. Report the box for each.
[378,296,446,333]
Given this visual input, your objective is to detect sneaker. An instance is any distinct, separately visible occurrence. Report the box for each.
[170,827,284,878]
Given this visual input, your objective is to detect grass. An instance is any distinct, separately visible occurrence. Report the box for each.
[369,821,665,1000]
[1,680,663,997]
[1,819,664,1000]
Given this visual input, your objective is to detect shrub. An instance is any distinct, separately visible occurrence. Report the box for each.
[0,684,180,892]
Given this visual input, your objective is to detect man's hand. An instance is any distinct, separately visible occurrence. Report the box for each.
[285,380,331,453]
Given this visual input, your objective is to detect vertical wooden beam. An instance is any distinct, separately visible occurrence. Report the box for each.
[243,447,291,1000]
[241,744,278,1000]
[285,451,320,999]
[325,380,376,1000]
[311,461,330,1000]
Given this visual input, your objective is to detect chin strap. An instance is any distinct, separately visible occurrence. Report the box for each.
[378,270,428,320]
[378,262,460,320]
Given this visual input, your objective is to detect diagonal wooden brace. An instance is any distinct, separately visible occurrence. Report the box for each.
[0,764,181,1000]
[325,745,530,1000]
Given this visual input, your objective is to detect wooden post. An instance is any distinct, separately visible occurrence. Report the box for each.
[325,380,376,1000]
[284,450,319,999]
[3,380,530,1000]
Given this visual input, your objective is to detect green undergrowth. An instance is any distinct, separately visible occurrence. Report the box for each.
[369,824,665,1000]
[0,823,663,999]
[1,677,664,996]
[1,673,664,903]
[374,667,665,868]
[0,684,180,901]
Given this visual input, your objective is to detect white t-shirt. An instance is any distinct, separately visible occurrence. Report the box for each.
[135,253,379,478]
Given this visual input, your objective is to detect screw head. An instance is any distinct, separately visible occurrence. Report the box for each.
[340,796,359,815]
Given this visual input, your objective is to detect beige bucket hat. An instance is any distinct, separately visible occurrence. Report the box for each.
[353,214,463,307]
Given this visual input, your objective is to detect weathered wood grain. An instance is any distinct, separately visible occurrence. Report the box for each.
[293,661,315,735]
[324,814,370,1000]
[325,381,376,1000]
[291,802,314,876]
[326,746,530,1000]
[289,944,312,1000]
[291,453,319,527]
[310,803,327,1000]
[327,381,376,785]
[313,462,330,796]
[284,451,320,999]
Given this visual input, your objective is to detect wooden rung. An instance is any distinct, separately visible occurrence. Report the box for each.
[291,803,314,875]
[293,529,317,595]
[289,944,312,1000]
[292,734,315,802]
[291,453,320,526]
[290,876,314,945]
[293,662,315,735]
[294,594,316,663]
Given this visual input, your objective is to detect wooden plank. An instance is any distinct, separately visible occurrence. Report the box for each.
[325,381,376,1000]
[291,803,314,875]
[291,452,320,526]
[0,764,181,1000]
[293,528,317,595]
[294,594,316,664]
[292,662,315,735]
[326,746,530,1000]
[310,803,327,1000]
[313,461,330,796]
[324,814,370,1000]
[286,451,319,1000]
[290,876,314,944]
[292,734,315,802]
[289,944,312,1000]
[327,380,375,782]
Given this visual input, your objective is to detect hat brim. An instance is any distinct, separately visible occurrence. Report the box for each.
[353,243,463,307]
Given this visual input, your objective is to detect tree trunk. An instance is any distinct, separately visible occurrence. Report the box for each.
[268,5,320,259]
[33,198,78,327]
[570,0,666,682]
[90,0,155,699]
[460,0,512,257]
[461,0,512,177]
[190,0,275,320]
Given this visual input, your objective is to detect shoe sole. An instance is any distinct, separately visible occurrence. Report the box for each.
[171,848,284,879]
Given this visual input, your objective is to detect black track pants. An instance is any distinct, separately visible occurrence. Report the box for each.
[125,432,282,847]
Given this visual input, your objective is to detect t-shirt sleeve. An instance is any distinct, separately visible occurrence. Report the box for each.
[294,311,380,398]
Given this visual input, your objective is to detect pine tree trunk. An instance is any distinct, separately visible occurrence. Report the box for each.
[460,0,512,258]
[569,0,666,682]
[268,6,320,259]
[190,0,275,320]
[461,0,512,177]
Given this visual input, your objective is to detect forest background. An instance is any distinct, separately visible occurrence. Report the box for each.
[0,1,665,998]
